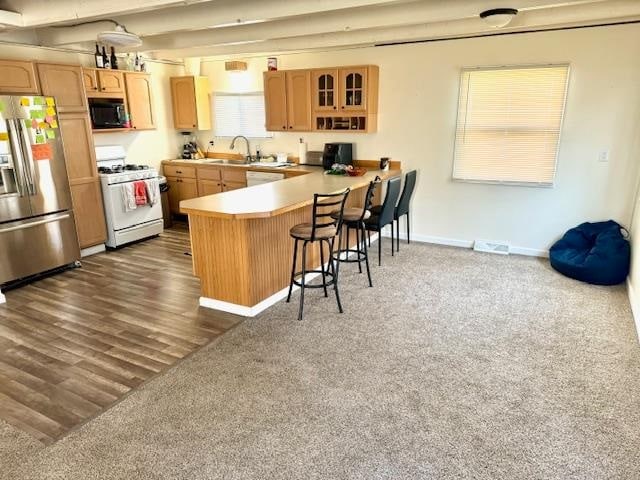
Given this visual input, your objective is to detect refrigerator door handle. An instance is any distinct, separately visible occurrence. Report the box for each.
[0,212,70,234]
[16,120,37,196]
[6,119,28,197]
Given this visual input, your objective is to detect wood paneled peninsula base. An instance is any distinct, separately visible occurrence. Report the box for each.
[180,167,400,316]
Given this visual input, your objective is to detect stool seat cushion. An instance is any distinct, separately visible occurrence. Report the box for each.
[330,208,370,222]
[549,220,630,286]
[290,222,337,240]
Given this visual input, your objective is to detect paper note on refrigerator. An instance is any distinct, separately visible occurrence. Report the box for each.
[46,97,55,107]
[34,97,45,106]
[46,130,56,139]
[50,120,58,129]
[20,97,30,106]
[35,134,45,144]
[0,132,8,141]
[46,106,55,116]
[0,100,4,113]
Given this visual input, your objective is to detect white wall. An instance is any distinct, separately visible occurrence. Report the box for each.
[197,23,640,255]
[0,44,183,170]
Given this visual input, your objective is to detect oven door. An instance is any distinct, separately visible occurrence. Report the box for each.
[105,181,163,231]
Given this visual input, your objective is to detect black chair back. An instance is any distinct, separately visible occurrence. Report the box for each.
[311,189,350,241]
[378,177,401,226]
[396,170,416,218]
[359,176,381,221]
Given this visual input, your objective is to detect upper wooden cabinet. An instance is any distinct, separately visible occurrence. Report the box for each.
[263,71,287,131]
[311,69,338,112]
[286,70,312,131]
[170,76,211,130]
[82,68,99,94]
[0,60,40,94]
[83,68,125,97]
[263,70,312,132]
[312,66,378,114]
[265,65,378,133]
[37,63,88,112]
[125,72,155,130]
[97,70,124,94]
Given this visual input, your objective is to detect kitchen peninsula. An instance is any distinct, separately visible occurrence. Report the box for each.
[180,165,400,316]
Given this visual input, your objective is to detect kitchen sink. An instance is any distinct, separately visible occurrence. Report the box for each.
[201,158,251,165]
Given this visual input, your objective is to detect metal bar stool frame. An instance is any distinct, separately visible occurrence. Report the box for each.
[286,188,350,320]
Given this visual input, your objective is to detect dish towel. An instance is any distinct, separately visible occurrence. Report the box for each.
[121,183,137,212]
[145,178,159,206]
[134,180,147,206]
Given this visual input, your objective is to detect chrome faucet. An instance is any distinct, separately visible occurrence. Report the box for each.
[229,135,251,162]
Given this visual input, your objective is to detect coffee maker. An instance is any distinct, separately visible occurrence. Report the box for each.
[322,143,353,170]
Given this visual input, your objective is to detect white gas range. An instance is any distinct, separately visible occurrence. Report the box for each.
[95,145,163,248]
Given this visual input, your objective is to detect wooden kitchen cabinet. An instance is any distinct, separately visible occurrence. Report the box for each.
[311,69,338,112]
[263,71,287,131]
[97,70,125,94]
[125,72,155,130]
[223,181,246,192]
[263,70,311,132]
[198,179,223,196]
[37,63,88,112]
[58,113,98,181]
[0,60,40,94]
[312,65,379,133]
[70,180,107,248]
[286,70,312,131]
[166,176,199,213]
[170,76,211,130]
[82,68,99,94]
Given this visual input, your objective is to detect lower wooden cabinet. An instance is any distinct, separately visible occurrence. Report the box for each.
[166,176,199,213]
[70,180,107,248]
[223,181,246,191]
[198,179,223,196]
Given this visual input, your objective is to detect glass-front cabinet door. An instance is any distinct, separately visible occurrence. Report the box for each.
[311,69,338,111]
[339,67,367,112]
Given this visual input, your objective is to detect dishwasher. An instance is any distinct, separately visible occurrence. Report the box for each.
[246,171,285,186]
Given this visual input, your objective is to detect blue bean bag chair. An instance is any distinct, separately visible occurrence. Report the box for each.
[549,220,630,285]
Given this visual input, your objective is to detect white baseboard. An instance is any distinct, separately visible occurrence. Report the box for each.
[626,278,640,343]
[0,290,5,305]
[81,244,106,257]
[379,229,548,258]
[199,233,378,317]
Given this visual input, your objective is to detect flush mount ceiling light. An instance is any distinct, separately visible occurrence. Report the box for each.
[97,23,142,47]
[479,8,518,28]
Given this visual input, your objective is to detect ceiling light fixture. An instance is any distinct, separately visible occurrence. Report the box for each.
[479,8,518,28]
[97,23,142,47]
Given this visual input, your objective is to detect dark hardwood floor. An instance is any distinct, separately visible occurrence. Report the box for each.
[0,226,242,444]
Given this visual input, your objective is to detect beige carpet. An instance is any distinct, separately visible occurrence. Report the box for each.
[1,241,639,479]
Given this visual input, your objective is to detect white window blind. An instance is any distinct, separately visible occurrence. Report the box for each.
[453,65,569,186]
[213,92,272,138]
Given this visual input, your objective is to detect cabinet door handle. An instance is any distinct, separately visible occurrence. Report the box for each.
[333,106,336,110]
[193,124,196,127]
[282,126,286,129]
[176,170,182,173]
[289,126,292,129]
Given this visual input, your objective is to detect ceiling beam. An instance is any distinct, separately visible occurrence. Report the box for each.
[151,1,640,59]
[139,0,608,52]
[0,9,22,28]
[37,0,413,46]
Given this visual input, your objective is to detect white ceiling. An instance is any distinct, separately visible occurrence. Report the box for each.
[0,0,639,59]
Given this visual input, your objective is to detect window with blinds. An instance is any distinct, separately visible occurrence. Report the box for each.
[212,92,273,138]
[452,65,569,186]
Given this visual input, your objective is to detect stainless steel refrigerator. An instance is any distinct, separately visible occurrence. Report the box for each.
[0,95,80,285]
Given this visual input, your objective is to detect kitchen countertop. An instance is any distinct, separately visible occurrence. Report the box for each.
[162,158,319,175]
[179,168,399,219]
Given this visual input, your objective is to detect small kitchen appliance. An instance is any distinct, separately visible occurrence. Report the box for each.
[322,143,353,170]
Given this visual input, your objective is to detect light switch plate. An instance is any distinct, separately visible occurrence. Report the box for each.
[598,150,609,163]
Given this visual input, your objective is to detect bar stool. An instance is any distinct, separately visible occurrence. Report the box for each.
[330,177,380,287]
[286,189,350,320]
[371,170,417,252]
[364,176,402,265]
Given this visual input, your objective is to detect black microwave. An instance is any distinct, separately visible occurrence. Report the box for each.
[89,99,127,129]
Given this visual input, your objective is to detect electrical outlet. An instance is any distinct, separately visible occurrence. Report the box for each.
[598,150,609,163]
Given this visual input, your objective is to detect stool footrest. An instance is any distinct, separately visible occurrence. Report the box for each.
[291,268,336,289]
[333,248,367,263]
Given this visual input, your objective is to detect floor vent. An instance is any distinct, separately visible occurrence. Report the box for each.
[473,239,510,255]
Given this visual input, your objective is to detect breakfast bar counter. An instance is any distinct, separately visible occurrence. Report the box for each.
[180,167,400,316]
